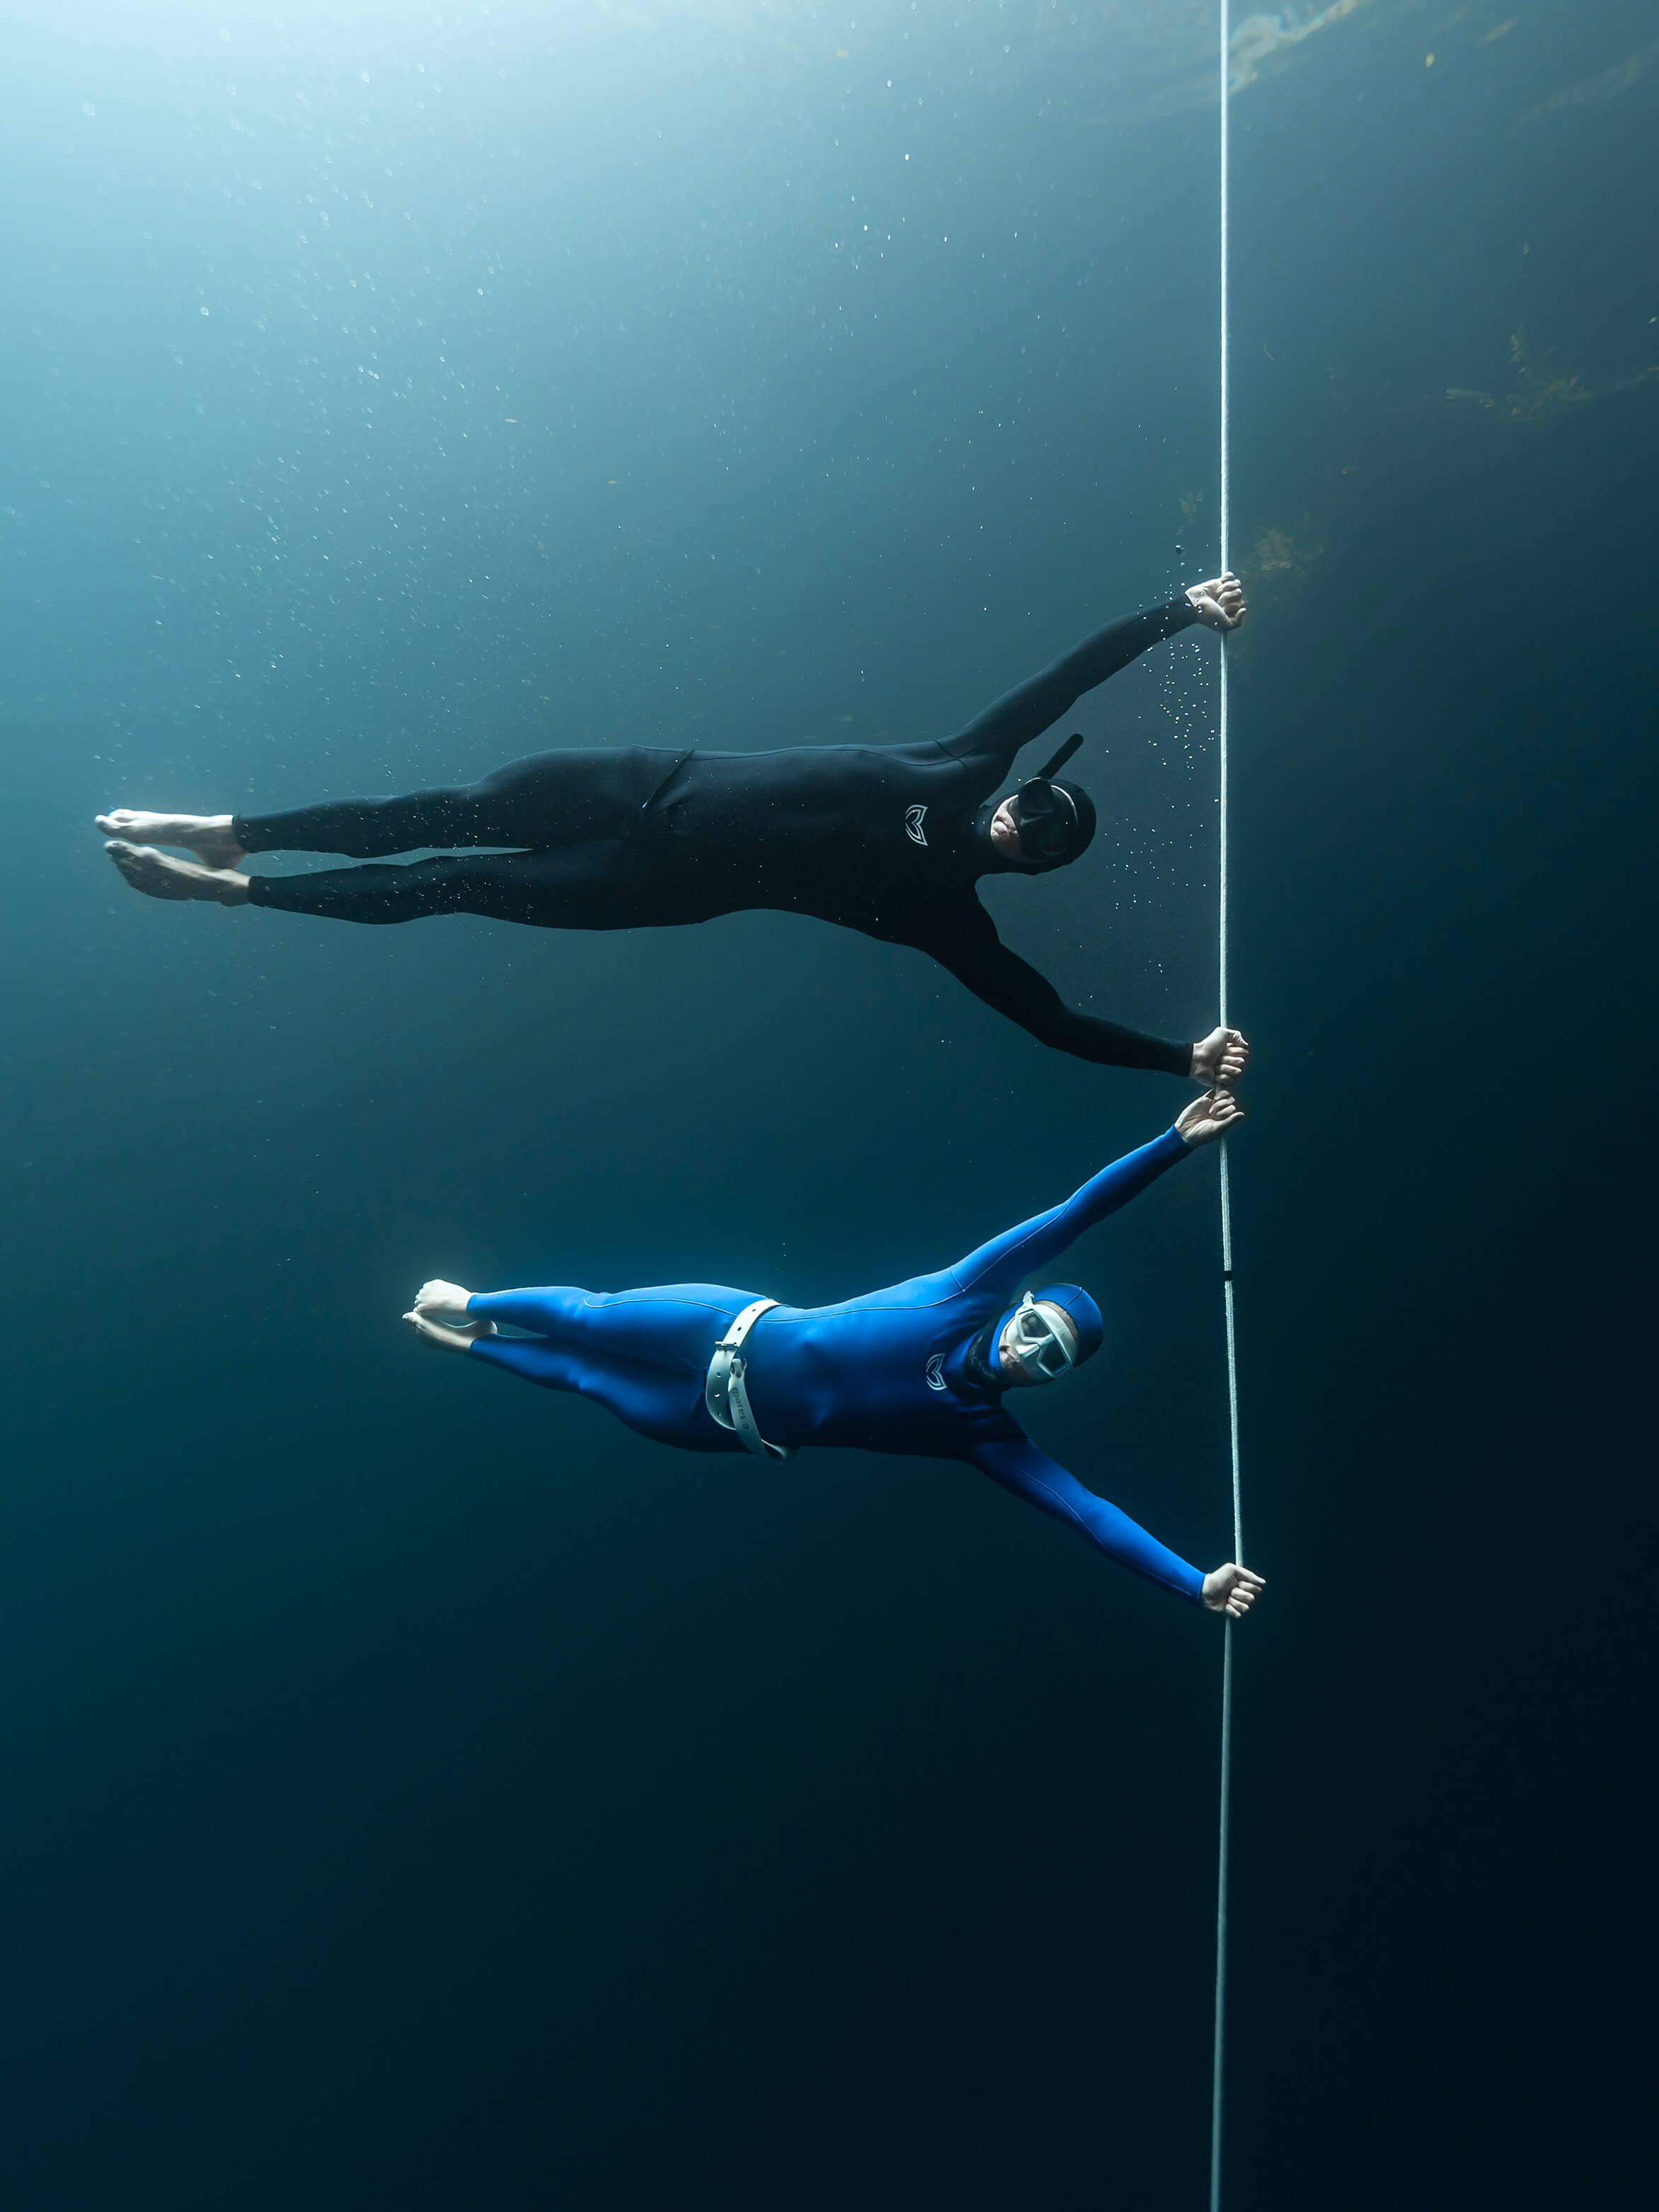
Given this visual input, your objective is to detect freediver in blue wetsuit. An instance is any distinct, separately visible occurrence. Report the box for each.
[403,1090,1265,1617]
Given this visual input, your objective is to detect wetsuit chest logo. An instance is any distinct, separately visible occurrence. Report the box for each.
[925,1353,946,1390]
[905,805,928,846]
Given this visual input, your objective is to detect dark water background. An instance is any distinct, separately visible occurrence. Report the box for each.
[1,4,1654,2204]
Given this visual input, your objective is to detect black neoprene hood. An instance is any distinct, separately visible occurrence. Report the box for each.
[972,787,1097,874]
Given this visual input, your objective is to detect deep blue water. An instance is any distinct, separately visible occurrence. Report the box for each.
[1,4,1654,2205]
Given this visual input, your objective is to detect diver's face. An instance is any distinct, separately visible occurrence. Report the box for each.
[989,793,1074,867]
[997,1299,1075,1386]
[988,795,1024,854]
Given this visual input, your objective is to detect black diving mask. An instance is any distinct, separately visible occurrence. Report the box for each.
[1014,732,1086,863]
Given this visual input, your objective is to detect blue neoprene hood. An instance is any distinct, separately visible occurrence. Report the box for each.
[988,1284,1106,1378]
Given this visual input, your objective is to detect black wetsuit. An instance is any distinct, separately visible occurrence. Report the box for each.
[239,593,1201,1073]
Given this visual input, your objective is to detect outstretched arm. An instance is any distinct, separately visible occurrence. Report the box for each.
[971,1436,1206,1601]
[974,1440,1265,1612]
[939,597,1195,780]
[937,577,1243,781]
[948,1090,1244,1304]
[926,916,1194,1076]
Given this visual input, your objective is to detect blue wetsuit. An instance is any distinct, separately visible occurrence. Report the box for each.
[469,1125,1205,1603]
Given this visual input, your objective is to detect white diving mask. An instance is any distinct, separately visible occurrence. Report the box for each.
[1004,1293,1079,1382]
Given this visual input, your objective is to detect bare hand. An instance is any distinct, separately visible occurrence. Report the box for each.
[1190,1025,1250,1086]
[1186,572,1247,632]
[1201,1562,1265,1618]
[1175,1088,1245,1148]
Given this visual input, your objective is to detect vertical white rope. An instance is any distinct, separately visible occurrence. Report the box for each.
[1209,6,1243,2210]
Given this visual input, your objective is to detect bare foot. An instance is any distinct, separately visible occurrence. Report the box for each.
[96,811,245,868]
[105,839,251,906]
[413,1280,481,1327]
[403,1311,495,1353]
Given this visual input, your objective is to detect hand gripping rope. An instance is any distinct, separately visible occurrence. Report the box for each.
[1209,8,1246,2207]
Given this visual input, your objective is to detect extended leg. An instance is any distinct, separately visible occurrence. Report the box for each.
[466,1333,742,1453]
[98,747,689,864]
[407,1277,754,1453]
[104,834,715,926]
[231,744,689,857]
[239,841,672,929]
[464,1283,756,1375]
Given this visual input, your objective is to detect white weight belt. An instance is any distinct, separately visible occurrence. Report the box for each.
[704,1298,796,1463]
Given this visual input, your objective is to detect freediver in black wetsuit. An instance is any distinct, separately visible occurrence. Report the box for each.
[98,573,1248,1081]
